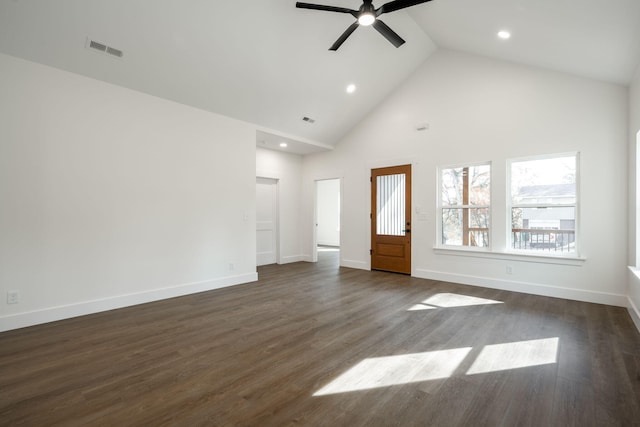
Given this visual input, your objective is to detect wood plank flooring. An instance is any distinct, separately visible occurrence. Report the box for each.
[1,250,640,426]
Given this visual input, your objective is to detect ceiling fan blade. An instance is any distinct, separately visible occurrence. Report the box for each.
[329,22,359,51]
[296,2,358,16]
[372,19,405,48]
[377,0,432,15]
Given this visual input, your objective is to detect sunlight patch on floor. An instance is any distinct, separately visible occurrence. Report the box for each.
[408,293,503,311]
[466,337,559,375]
[407,303,438,311]
[313,337,559,396]
[313,348,472,396]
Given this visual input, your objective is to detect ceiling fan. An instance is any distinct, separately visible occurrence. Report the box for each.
[296,0,433,51]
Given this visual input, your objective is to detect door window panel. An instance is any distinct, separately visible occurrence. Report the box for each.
[377,173,406,236]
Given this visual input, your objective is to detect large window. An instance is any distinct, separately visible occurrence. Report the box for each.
[440,163,491,248]
[509,154,577,254]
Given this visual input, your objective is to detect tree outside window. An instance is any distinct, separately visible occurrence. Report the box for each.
[440,164,491,247]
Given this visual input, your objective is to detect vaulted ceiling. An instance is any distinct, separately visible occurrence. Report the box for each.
[1,0,639,155]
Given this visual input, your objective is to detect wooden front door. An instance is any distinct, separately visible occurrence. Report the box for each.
[371,165,411,274]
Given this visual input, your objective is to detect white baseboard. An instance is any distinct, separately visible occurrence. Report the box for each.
[280,255,307,264]
[0,273,258,333]
[341,259,369,270]
[414,268,627,307]
[628,297,640,333]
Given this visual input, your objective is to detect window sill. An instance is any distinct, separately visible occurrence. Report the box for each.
[433,247,586,266]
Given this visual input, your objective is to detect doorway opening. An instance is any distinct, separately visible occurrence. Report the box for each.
[636,130,640,266]
[315,178,341,265]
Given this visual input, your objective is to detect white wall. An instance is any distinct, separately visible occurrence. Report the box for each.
[256,147,304,264]
[0,53,257,331]
[302,49,629,306]
[316,179,340,247]
[628,63,640,330]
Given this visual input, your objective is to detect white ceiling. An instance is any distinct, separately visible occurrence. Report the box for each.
[409,0,640,85]
[1,0,639,156]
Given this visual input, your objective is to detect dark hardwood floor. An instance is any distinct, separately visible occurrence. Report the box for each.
[1,250,639,426]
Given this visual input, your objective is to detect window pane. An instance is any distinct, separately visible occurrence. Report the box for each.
[511,207,575,253]
[511,156,576,205]
[442,208,490,247]
[469,165,491,205]
[377,173,405,236]
[442,208,461,245]
[470,208,490,229]
[441,168,463,206]
[442,165,490,206]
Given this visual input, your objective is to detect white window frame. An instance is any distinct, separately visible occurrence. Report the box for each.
[506,152,580,257]
[437,161,492,251]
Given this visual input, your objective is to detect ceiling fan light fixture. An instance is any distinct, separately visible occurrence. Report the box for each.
[296,0,432,50]
[358,13,375,26]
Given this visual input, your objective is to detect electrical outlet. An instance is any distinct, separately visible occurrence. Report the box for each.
[7,290,20,304]
[228,263,235,271]
[506,265,513,275]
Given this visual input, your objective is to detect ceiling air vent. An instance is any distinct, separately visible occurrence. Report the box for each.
[86,38,124,59]
[302,116,316,124]
[106,46,123,58]
[89,40,107,52]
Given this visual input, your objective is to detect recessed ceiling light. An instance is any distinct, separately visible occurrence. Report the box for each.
[497,30,511,40]
[346,84,356,94]
[280,142,288,148]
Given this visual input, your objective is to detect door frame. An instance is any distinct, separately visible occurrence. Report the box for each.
[370,164,412,274]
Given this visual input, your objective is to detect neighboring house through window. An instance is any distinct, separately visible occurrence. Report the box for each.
[509,154,578,254]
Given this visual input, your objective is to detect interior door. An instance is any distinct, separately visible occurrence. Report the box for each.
[256,177,277,266]
[371,165,411,274]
